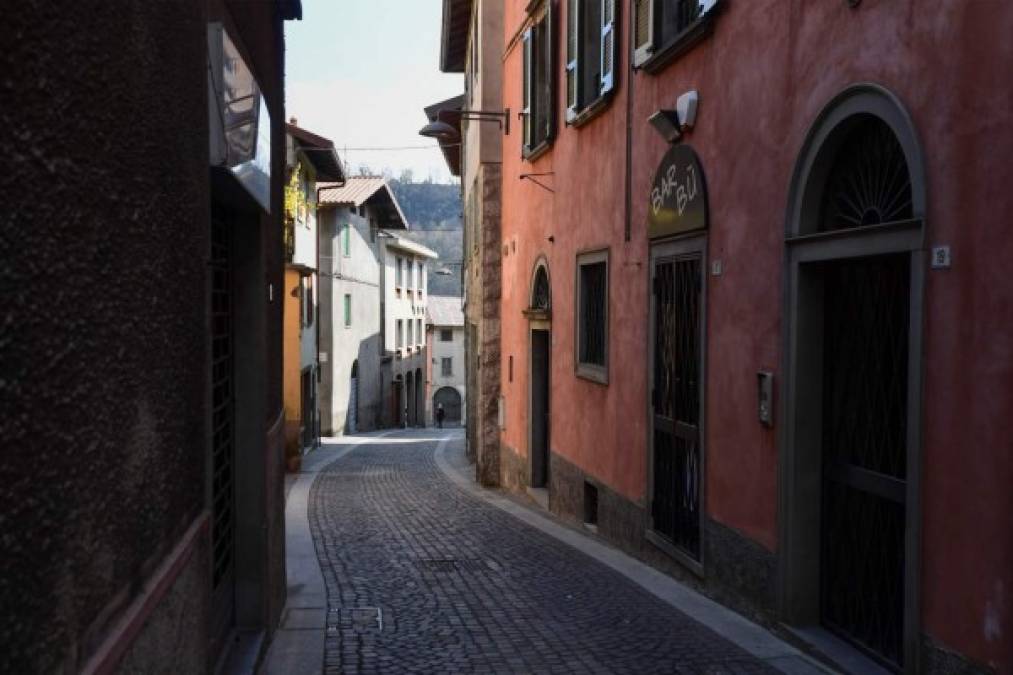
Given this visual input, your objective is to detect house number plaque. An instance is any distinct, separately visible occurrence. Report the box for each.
[648,144,708,239]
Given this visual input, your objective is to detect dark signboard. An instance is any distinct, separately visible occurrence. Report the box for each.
[648,144,708,239]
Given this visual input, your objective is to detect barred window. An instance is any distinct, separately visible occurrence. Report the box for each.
[442,358,453,377]
[576,250,608,382]
[440,329,453,342]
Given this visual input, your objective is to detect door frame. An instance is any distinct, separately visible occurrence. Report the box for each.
[777,84,926,672]
[528,326,551,488]
[646,232,708,577]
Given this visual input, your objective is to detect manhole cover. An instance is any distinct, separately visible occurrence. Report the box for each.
[415,557,494,573]
[333,607,384,632]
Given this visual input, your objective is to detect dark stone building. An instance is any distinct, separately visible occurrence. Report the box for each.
[0,1,301,671]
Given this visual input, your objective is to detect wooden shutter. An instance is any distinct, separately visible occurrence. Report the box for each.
[541,0,556,144]
[565,0,580,121]
[633,0,654,67]
[522,27,533,149]
[600,0,616,94]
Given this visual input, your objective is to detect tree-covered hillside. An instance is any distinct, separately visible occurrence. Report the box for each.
[389,178,463,296]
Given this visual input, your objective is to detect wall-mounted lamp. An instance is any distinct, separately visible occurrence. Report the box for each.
[648,110,682,143]
[419,108,511,140]
[649,91,700,144]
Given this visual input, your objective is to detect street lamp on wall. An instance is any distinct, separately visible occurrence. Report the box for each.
[649,90,700,144]
[419,108,511,140]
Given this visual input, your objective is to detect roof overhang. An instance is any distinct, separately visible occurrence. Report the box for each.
[422,94,464,177]
[318,178,409,230]
[440,0,474,73]
[383,234,439,259]
[278,0,303,20]
[287,123,345,182]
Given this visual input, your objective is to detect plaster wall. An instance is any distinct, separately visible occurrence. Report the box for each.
[1,0,289,670]
[464,0,505,179]
[283,268,305,451]
[319,206,384,434]
[381,240,432,355]
[498,1,1012,669]
[428,325,467,426]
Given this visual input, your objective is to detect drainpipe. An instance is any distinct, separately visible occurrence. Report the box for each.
[624,0,635,242]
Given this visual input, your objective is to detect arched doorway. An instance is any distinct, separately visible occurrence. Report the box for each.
[434,387,462,425]
[348,360,359,434]
[526,261,551,489]
[780,85,925,671]
[405,370,414,427]
[391,374,403,428]
[415,367,424,427]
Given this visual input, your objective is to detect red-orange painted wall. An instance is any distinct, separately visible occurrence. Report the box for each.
[499,1,1012,669]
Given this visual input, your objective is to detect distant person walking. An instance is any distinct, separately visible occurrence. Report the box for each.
[436,403,445,429]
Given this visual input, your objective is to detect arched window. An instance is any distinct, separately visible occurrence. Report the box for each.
[530,264,551,311]
[818,115,913,231]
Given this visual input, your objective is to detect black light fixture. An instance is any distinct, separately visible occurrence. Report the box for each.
[419,108,511,140]
[649,91,700,144]
[648,110,682,144]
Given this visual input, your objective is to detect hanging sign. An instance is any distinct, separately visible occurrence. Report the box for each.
[648,144,708,239]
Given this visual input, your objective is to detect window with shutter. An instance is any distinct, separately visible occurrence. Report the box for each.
[633,0,654,66]
[565,0,580,120]
[522,1,556,157]
[634,0,721,71]
[565,0,617,125]
[600,0,615,94]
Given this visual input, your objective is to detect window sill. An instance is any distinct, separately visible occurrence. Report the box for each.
[567,92,615,129]
[575,363,608,385]
[522,139,553,163]
[635,11,718,75]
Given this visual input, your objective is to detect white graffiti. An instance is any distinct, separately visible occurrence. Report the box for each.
[651,162,698,218]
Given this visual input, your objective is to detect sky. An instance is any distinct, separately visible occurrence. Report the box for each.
[285,0,463,184]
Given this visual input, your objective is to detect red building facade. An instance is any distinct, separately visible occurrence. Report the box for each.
[493,1,1012,672]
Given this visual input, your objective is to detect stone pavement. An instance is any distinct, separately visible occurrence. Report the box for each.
[307,429,816,674]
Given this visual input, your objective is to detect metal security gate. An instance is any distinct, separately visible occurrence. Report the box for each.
[821,253,909,668]
[650,253,703,561]
[210,211,235,641]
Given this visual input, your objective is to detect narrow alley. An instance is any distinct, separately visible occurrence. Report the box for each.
[266,430,823,674]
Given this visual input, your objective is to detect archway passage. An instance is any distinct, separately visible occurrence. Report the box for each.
[406,371,415,427]
[348,360,359,433]
[782,88,924,672]
[433,387,462,425]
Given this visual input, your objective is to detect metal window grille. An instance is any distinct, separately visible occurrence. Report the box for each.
[820,116,913,232]
[440,329,453,342]
[652,256,702,560]
[579,260,607,367]
[531,267,550,310]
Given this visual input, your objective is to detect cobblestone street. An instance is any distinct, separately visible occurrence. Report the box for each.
[308,429,784,674]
